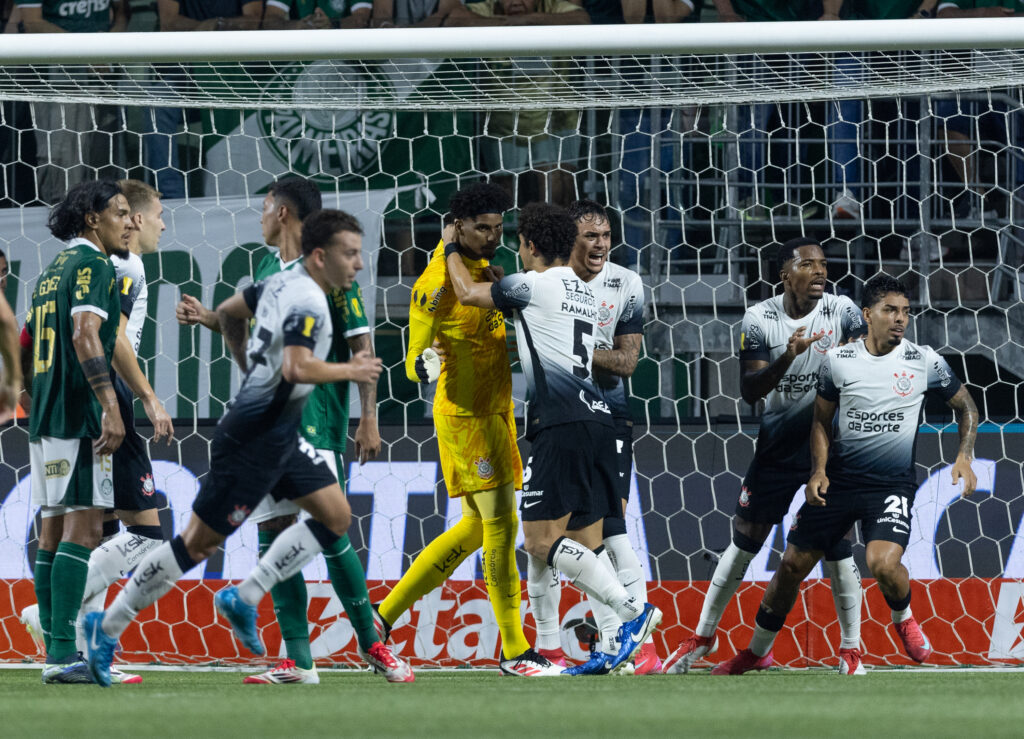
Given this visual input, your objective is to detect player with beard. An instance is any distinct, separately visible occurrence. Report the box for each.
[713,274,978,674]
[664,237,869,676]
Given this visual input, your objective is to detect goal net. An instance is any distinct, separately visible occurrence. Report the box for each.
[1,20,1023,670]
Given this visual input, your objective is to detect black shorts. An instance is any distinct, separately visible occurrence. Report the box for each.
[112,376,157,512]
[193,432,337,537]
[787,479,916,553]
[736,460,807,525]
[520,421,619,530]
[612,420,634,504]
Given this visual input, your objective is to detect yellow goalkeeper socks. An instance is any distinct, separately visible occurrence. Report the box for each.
[378,515,482,627]
[482,512,530,660]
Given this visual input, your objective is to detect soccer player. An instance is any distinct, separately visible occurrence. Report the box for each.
[664,237,868,675]
[526,199,659,674]
[20,179,175,684]
[85,209,387,687]
[22,180,131,683]
[713,273,978,674]
[176,177,407,683]
[376,183,557,676]
[445,201,662,675]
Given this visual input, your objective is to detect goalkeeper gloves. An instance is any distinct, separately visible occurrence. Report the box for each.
[414,347,442,384]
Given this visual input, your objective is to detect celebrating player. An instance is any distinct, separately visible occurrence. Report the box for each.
[526,199,658,674]
[175,177,408,683]
[85,209,386,687]
[664,237,868,675]
[375,183,558,676]
[445,201,662,675]
[713,273,978,675]
[22,180,131,683]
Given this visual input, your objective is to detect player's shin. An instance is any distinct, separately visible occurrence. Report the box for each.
[239,520,334,606]
[604,533,647,603]
[824,557,862,650]
[379,515,483,625]
[102,536,199,639]
[33,550,55,653]
[589,547,623,654]
[750,605,786,658]
[49,542,93,659]
[81,527,164,613]
[697,540,757,638]
[324,534,379,653]
[259,529,313,670]
[527,554,562,652]
[548,537,640,622]
[481,512,530,659]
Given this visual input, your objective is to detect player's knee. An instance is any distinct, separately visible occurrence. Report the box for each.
[866,556,901,587]
[522,531,553,561]
[778,547,818,583]
[318,499,352,538]
[733,519,771,550]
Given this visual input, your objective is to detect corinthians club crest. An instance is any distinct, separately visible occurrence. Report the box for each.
[475,456,495,480]
[813,329,835,354]
[893,370,915,397]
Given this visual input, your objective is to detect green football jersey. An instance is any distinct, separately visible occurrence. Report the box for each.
[27,240,120,441]
[15,0,114,33]
[252,252,370,452]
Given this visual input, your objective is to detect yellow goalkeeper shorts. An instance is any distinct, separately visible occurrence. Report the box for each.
[434,409,522,498]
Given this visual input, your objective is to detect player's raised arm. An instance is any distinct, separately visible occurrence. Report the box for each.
[216,291,255,371]
[740,327,824,405]
[947,385,979,498]
[111,313,173,443]
[445,244,498,308]
[176,293,221,332]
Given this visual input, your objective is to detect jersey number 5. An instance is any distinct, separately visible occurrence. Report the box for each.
[572,319,591,379]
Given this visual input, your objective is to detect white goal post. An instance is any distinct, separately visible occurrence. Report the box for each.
[0,19,1022,670]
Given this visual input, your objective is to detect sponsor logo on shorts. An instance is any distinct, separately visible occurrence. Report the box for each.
[893,371,915,397]
[522,500,543,509]
[475,456,495,480]
[101,479,113,497]
[140,473,155,496]
[228,505,251,527]
[739,486,751,508]
[44,459,71,479]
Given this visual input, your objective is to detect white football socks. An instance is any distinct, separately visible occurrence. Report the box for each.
[549,537,641,623]
[102,542,187,639]
[237,521,324,607]
[589,549,623,655]
[824,557,862,650]
[696,542,756,638]
[526,555,562,652]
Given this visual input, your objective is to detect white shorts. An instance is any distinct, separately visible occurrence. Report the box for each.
[249,448,341,524]
[30,436,113,517]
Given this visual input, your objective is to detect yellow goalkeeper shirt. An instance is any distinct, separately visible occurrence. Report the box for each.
[406,241,513,417]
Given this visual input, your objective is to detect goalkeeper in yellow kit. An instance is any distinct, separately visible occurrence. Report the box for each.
[375,183,560,676]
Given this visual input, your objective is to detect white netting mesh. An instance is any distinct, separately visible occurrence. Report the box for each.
[1,23,1023,668]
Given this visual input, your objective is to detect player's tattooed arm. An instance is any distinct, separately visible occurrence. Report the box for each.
[348,332,382,463]
[806,394,837,506]
[592,333,642,379]
[947,385,979,497]
[216,292,254,372]
[740,327,824,404]
[72,311,125,455]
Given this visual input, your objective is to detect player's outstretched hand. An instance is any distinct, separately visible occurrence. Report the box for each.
[951,455,978,498]
[176,294,208,326]
[349,350,383,385]
[142,395,175,445]
[785,327,826,360]
[805,472,828,506]
[414,347,442,384]
[95,408,126,456]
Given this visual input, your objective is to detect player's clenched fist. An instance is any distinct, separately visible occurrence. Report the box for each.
[348,349,383,384]
[176,294,207,326]
[414,347,442,384]
[805,471,828,506]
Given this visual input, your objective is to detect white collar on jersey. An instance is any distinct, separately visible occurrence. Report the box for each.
[65,236,104,254]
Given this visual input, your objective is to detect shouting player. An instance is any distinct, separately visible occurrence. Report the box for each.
[375,183,557,675]
[85,210,386,686]
[526,199,658,674]
[713,273,978,674]
[445,201,662,675]
[664,237,868,675]
[176,177,408,683]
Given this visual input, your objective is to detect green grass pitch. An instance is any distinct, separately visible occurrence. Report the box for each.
[4,667,1024,738]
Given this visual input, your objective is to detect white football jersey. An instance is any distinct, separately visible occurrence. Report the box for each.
[739,292,865,470]
[110,251,148,354]
[588,261,644,422]
[219,262,332,445]
[492,266,612,439]
[818,338,961,488]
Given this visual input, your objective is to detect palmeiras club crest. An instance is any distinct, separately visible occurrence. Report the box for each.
[893,370,915,397]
